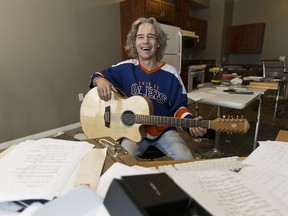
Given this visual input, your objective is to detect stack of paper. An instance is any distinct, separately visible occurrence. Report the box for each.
[0,138,107,214]
[168,141,288,216]
[0,138,94,202]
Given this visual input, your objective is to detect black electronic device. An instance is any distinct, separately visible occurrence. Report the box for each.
[229,91,254,95]
[103,173,211,216]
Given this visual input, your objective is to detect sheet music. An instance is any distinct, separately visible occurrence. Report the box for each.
[0,138,94,202]
[239,166,288,207]
[166,141,288,215]
[243,141,288,177]
[168,170,288,216]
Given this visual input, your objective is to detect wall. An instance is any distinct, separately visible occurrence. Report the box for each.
[230,0,288,64]
[0,0,122,144]
[188,0,233,65]
[189,0,288,65]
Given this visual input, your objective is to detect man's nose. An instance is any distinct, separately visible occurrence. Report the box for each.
[143,36,149,42]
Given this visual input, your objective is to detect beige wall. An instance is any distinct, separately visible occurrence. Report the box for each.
[0,0,122,143]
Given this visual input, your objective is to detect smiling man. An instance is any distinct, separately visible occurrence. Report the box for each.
[89,17,207,160]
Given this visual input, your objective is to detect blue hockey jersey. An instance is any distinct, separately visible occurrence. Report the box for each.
[89,59,194,140]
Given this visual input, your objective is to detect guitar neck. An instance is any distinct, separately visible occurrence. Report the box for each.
[135,114,210,128]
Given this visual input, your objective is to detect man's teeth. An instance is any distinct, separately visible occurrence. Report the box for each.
[141,47,151,50]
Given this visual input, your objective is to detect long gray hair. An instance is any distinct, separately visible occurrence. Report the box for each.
[124,17,168,62]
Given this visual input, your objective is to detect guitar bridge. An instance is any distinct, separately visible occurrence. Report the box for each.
[104,106,111,128]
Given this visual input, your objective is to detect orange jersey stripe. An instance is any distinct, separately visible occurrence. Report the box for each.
[145,125,170,136]
[175,107,191,118]
[144,107,192,137]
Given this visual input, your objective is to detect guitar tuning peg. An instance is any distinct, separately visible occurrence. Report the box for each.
[235,115,239,122]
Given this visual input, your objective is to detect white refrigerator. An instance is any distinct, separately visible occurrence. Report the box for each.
[159,23,182,74]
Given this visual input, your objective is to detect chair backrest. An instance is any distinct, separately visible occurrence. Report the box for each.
[262,60,286,78]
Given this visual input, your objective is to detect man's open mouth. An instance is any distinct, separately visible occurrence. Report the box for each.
[141,47,151,51]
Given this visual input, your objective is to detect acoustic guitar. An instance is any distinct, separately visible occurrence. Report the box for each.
[80,88,250,142]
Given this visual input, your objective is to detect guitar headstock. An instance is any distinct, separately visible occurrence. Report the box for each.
[210,116,250,134]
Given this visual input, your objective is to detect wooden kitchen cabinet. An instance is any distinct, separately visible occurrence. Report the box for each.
[120,0,175,60]
[227,23,265,54]
[174,0,207,49]
[180,68,189,91]
[146,0,175,24]
[179,15,207,49]
[191,18,207,49]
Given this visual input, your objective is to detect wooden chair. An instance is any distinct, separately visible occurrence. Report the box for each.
[276,130,288,142]
[248,81,279,121]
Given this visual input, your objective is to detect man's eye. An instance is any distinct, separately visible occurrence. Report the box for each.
[137,36,144,40]
[148,35,156,40]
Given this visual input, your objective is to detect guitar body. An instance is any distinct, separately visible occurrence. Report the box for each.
[80,88,152,142]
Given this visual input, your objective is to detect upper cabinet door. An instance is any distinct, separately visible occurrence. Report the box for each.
[147,0,162,17]
[146,0,175,24]
[180,15,207,49]
[226,25,246,53]
[244,23,266,53]
[227,23,265,54]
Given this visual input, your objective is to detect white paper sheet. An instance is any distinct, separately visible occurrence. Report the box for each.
[243,76,263,81]
[32,186,109,216]
[165,140,288,215]
[96,162,156,198]
[168,170,288,216]
[0,138,94,202]
[187,91,216,101]
[243,141,288,177]
[74,148,107,191]
[239,166,288,207]
[29,186,109,216]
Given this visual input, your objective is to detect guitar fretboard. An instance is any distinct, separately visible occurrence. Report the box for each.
[134,114,210,128]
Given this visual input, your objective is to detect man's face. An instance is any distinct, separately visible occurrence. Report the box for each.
[135,23,158,61]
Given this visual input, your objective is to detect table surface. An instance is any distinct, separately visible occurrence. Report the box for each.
[187,86,265,109]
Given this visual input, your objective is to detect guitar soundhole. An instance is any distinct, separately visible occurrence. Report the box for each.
[121,110,135,126]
